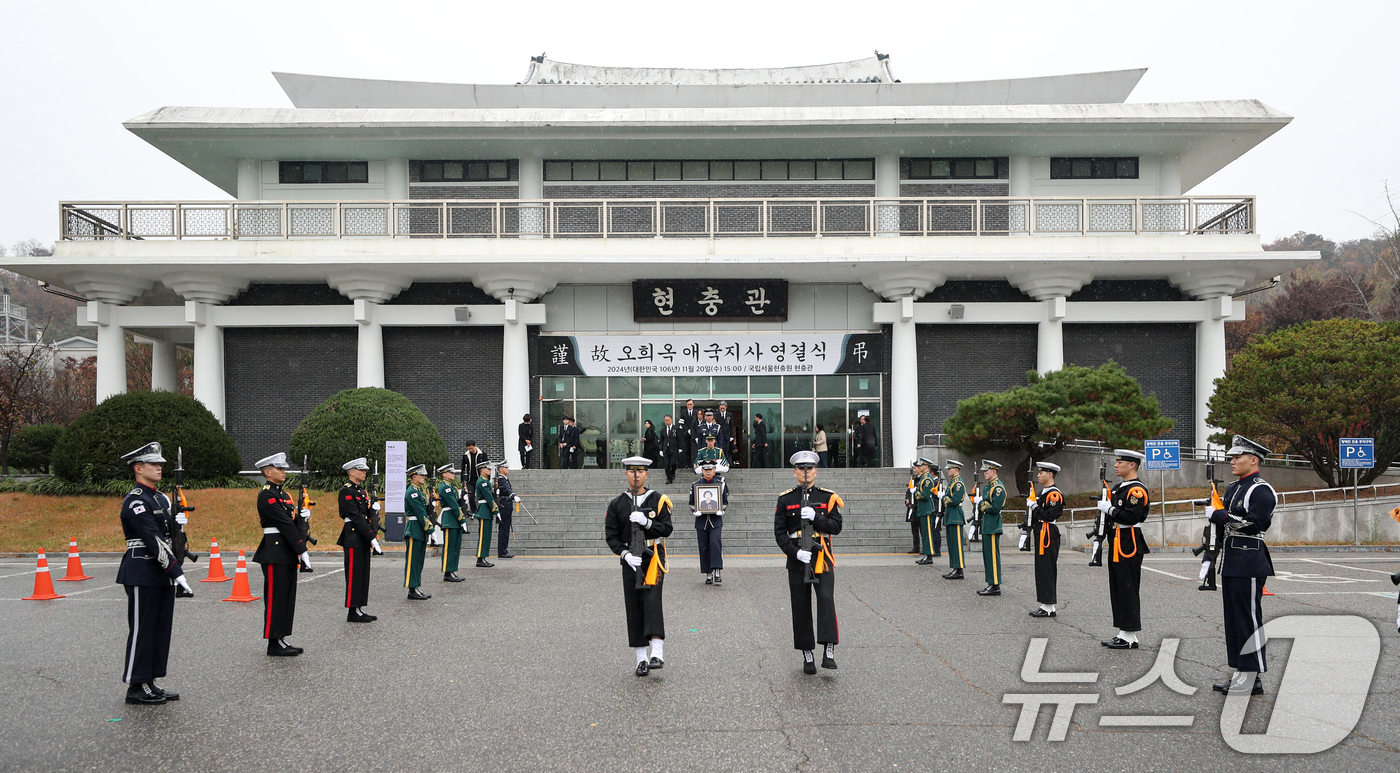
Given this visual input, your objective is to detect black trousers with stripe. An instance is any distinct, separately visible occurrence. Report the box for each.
[260,562,298,640]
[1222,576,1267,672]
[788,567,838,651]
[1033,523,1060,605]
[1107,527,1145,632]
[343,546,371,608]
[123,584,175,685]
[620,564,665,647]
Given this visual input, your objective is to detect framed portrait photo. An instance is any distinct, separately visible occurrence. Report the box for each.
[695,483,722,514]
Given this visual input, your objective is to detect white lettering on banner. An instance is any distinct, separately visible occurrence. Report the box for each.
[551,344,570,365]
[557,334,876,377]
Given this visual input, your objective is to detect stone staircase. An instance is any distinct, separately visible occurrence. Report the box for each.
[496,468,916,556]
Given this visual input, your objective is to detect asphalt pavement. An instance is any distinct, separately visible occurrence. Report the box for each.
[0,546,1397,772]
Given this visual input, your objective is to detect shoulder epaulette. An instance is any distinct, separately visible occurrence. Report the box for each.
[342,482,351,488]
[128,487,142,497]
[781,486,799,495]
[262,483,272,490]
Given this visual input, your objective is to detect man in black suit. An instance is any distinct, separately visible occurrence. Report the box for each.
[715,401,737,460]
[853,414,879,468]
[750,413,770,468]
[517,414,534,469]
[660,414,683,484]
[558,416,582,469]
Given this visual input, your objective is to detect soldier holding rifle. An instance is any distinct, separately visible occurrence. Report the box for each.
[940,460,967,580]
[473,460,498,568]
[166,447,199,596]
[604,456,675,677]
[252,453,311,656]
[775,450,844,674]
[973,460,1007,597]
[1027,462,1065,619]
[436,463,466,583]
[338,457,380,623]
[403,465,434,600]
[1099,449,1151,650]
[1209,436,1278,696]
[913,457,940,565]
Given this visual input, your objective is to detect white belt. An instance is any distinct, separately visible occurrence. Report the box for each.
[788,531,802,539]
[125,538,145,549]
[262,527,279,534]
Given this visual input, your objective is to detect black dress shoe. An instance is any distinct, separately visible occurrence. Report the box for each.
[125,683,166,705]
[299,564,314,574]
[267,641,300,657]
[1220,675,1264,696]
[821,654,838,670]
[1088,557,1103,567]
[150,683,179,700]
[802,652,817,675]
[1029,608,1056,618]
[407,588,431,600]
[635,661,650,677]
[1198,583,1217,591]
[476,559,495,568]
[648,657,664,669]
[705,574,713,585]
[1212,679,1231,692]
[1101,637,1139,649]
[443,572,465,582]
[713,571,722,584]
[977,584,1001,596]
[915,556,934,565]
[942,568,964,580]
[498,553,515,559]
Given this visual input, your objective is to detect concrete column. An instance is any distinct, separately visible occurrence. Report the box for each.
[1008,154,1032,197]
[237,159,261,200]
[192,320,224,424]
[356,300,385,388]
[150,338,178,392]
[1196,297,1230,450]
[1037,296,1066,374]
[95,319,127,403]
[874,154,900,236]
[890,296,918,467]
[1157,154,1182,197]
[518,156,544,238]
[502,300,530,467]
[385,158,409,200]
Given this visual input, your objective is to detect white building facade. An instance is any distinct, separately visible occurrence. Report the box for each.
[5,55,1316,469]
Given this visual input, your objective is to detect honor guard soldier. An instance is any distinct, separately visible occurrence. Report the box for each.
[1098,449,1151,649]
[1210,436,1278,696]
[690,459,729,585]
[117,442,193,705]
[776,450,845,674]
[403,464,433,600]
[605,456,675,676]
[338,458,380,622]
[253,453,311,655]
[940,461,968,579]
[472,460,498,568]
[693,431,729,474]
[496,462,519,559]
[436,463,466,582]
[905,466,919,554]
[973,460,1007,596]
[913,457,941,565]
[1027,462,1065,618]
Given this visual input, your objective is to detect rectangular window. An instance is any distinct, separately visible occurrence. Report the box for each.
[600,161,627,181]
[903,157,1001,180]
[627,161,654,181]
[537,159,878,183]
[734,160,762,180]
[417,160,515,182]
[1050,157,1139,179]
[788,160,816,180]
[761,161,788,180]
[654,161,682,180]
[279,161,369,184]
[843,159,875,180]
[572,161,599,181]
[544,161,572,181]
[709,161,734,180]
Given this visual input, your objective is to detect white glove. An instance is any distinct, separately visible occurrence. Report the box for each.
[973,494,983,506]
[622,551,642,569]
[513,495,521,503]
[716,509,725,518]
[370,538,383,555]
[629,511,650,527]
[796,549,813,564]
[1199,562,1210,581]
[1026,497,1037,509]
[692,511,702,518]
[175,575,193,594]
[800,506,816,521]
[300,552,312,569]
[1096,499,1112,514]
[371,502,381,512]
[300,508,312,520]
[175,513,188,525]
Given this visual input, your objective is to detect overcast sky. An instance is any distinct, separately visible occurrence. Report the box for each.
[2,0,1396,250]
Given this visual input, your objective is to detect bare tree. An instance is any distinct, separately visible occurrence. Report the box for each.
[0,341,56,473]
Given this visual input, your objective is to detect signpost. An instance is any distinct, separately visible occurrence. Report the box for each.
[384,441,408,542]
[1340,438,1374,545]
[1145,440,1181,547]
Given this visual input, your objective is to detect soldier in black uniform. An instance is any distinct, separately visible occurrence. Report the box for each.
[604,455,675,677]
[1098,449,1151,649]
[496,462,520,559]
[775,450,844,674]
[1026,461,1065,619]
[1210,435,1278,696]
[116,442,194,705]
[337,457,380,623]
[252,453,311,656]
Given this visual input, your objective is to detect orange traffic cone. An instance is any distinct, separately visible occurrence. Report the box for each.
[23,550,65,600]
[56,538,93,581]
[221,551,259,603]
[1261,585,1274,596]
[200,538,231,583]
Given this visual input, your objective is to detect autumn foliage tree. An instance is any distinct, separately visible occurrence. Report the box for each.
[942,362,1175,496]
[1208,319,1400,487]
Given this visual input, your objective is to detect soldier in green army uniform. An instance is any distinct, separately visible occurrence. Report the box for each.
[403,464,433,600]
[436,463,466,583]
[473,460,498,568]
[973,460,1007,596]
[912,457,940,566]
[940,460,968,580]
[692,431,730,474]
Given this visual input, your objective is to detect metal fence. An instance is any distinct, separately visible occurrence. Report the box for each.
[59,195,1256,241]
[918,434,1318,470]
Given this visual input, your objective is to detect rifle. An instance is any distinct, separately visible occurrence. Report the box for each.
[1087,452,1110,567]
[366,459,385,536]
[297,455,318,547]
[630,490,655,590]
[1018,456,1035,551]
[800,483,817,585]
[1191,459,1226,589]
[170,447,199,564]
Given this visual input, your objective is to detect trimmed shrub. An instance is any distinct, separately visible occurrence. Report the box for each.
[8,423,64,473]
[289,388,447,488]
[52,392,242,483]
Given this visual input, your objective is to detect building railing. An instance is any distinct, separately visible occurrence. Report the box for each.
[58,195,1256,241]
[918,434,1321,470]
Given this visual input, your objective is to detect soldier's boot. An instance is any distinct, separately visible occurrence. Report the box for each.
[942,568,964,580]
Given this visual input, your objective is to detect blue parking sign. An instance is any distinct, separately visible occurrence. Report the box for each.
[1339,438,1374,469]
[1144,439,1181,471]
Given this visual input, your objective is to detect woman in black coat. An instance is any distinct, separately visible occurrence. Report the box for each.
[642,420,661,467]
